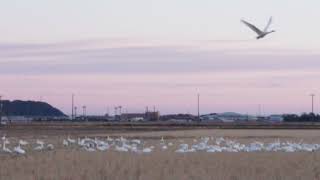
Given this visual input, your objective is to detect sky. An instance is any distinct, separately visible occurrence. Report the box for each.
[1,0,320,115]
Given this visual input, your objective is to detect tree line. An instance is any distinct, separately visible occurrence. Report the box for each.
[283,113,320,122]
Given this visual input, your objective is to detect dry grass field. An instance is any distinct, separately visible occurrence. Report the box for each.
[1,151,320,180]
[1,124,320,180]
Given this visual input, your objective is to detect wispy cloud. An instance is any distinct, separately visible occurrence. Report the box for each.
[0,39,320,75]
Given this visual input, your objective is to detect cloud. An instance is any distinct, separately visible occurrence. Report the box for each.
[0,39,320,75]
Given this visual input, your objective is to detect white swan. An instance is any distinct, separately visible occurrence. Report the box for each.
[96,144,109,151]
[83,142,96,152]
[142,147,152,153]
[107,136,113,141]
[13,143,26,154]
[84,147,96,152]
[67,136,76,144]
[19,140,28,146]
[63,139,69,146]
[36,139,44,145]
[34,139,45,151]
[131,139,141,144]
[47,144,54,150]
[161,145,168,150]
[1,135,6,141]
[34,145,44,151]
[2,140,11,153]
[115,145,128,152]
[241,17,275,39]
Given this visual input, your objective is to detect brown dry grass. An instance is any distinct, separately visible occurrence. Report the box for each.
[1,128,320,180]
[1,150,320,180]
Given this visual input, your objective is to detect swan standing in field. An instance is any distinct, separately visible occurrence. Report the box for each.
[160,137,164,143]
[77,138,83,146]
[67,136,76,144]
[241,17,275,39]
[63,139,69,146]
[2,135,6,141]
[107,136,113,142]
[2,139,11,153]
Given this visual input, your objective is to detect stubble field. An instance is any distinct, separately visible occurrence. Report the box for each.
[1,123,320,180]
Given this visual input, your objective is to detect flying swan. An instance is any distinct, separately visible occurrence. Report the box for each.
[241,17,275,39]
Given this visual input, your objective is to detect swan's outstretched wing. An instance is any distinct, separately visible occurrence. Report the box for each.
[241,20,263,35]
[264,17,272,32]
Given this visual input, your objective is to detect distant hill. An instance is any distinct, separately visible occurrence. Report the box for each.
[0,100,66,117]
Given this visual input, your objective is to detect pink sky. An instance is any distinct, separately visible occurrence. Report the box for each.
[1,39,320,115]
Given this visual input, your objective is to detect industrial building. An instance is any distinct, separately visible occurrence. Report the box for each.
[120,111,160,121]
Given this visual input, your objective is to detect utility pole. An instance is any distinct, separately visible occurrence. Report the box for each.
[114,107,118,116]
[74,106,77,119]
[311,94,315,114]
[0,96,2,125]
[197,93,200,121]
[71,94,74,120]
[119,106,122,115]
[258,104,262,116]
[82,105,86,120]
